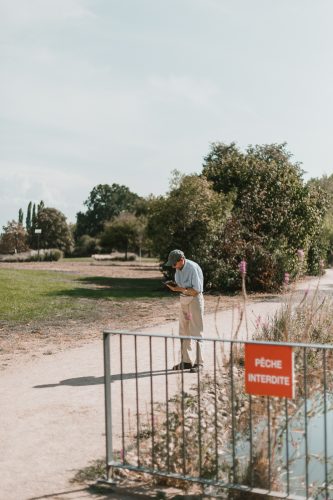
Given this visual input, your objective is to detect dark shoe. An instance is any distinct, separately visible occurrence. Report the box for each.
[172,362,192,371]
[190,363,203,373]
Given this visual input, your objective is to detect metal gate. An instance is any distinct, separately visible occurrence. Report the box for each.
[103,330,333,499]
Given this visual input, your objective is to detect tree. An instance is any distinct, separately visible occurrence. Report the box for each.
[147,174,233,287]
[29,208,74,253]
[75,184,142,238]
[0,221,28,254]
[32,203,37,227]
[37,200,45,214]
[307,174,333,267]
[26,202,32,230]
[100,212,146,260]
[18,208,24,225]
[24,200,45,231]
[73,234,101,257]
[202,142,328,290]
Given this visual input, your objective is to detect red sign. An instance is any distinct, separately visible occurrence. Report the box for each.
[245,344,294,398]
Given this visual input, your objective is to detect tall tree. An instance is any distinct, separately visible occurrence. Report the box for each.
[75,183,142,238]
[202,142,328,290]
[26,202,32,230]
[100,212,145,260]
[32,204,37,228]
[30,208,74,253]
[0,221,28,254]
[147,174,233,287]
[18,208,24,225]
[37,200,45,214]
[307,174,333,266]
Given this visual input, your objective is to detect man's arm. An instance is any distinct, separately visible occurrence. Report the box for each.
[166,284,198,296]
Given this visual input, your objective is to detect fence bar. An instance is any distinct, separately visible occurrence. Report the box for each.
[197,341,202,478]
[323,349,328,498]
[249,394,253,487]
[103,333,113,477]
[267,397,271,490]
[149,336,155,469]
[230,341,236,483]
[181,339,186,476]
[104,330,333,351]
[213,340,218,480]
[303,347,309,498]
[165,337,170,473]
[285,398,290,496]
[109,462,307,500]
[134,335,140,467]
[120,335,125,463]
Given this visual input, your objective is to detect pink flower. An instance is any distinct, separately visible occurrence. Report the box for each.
[239,259,247,275]
[284,272,290,285]
[297,249,305,261]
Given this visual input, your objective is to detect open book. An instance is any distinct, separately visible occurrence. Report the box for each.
[163,280,177,287]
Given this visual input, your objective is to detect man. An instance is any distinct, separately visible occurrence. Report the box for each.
[165,249,204,373]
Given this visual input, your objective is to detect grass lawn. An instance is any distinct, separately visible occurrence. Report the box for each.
[63,256,158,263]
[0,269,168,324]
[62,257,94,262]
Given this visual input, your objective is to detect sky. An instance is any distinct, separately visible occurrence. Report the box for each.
[1,0,333,230]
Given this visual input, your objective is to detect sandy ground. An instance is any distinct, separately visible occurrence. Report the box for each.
[0,260,325,500]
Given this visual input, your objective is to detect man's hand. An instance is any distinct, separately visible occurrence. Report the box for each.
[166,284,198,296]
[166,283,180,292]
[184,287,198,296]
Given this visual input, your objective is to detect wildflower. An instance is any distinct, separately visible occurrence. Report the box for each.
[284,272,290,285]
[239,259,247,275]
[297,249,305,261]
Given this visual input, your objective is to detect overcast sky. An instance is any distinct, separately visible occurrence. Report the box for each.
[1,0,333,230]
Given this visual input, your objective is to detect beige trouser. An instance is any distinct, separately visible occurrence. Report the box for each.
[178,294,204,365]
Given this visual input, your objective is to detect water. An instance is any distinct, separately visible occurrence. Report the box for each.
[279,394,333,498]
[229,393,333,498]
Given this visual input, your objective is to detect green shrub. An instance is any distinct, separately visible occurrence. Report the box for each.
[73,234,101,257]
[0,249,63,262]
[42,249,63,261]
[201,142,329,291]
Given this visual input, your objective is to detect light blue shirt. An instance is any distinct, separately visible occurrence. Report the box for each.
[175,259,204,293]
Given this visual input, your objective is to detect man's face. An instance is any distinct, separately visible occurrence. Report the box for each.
[173,257,185,270]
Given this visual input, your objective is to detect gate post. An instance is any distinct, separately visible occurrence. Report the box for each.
[103,331,114,482]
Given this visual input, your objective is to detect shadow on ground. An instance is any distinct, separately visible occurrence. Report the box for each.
[48,276,169,300]
[29,482,205,499]
[34,369,183,389]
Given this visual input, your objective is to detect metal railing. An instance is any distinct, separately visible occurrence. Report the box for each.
[103,330,333,499]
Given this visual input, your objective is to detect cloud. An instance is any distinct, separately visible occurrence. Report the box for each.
[0,0,332,237]
[148,74,220,109]
[0,162,92,229]
[0,0,95,28]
